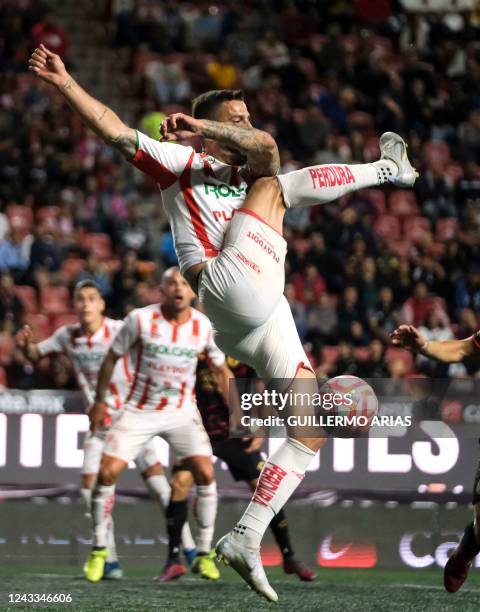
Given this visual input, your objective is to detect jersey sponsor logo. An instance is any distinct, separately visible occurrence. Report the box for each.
[309,165,355,189]
[317,535,377,568]
[204,182,247,199]
[144,341,197,359]
[247,231,280,263]
[72,352,105,363]
[251,462,287,507]
[213,210,235,222]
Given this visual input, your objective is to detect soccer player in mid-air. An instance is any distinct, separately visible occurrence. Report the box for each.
[15,280,197,579]
[86,268,231,583]
[391,324,480,594]
[29,43,418,601]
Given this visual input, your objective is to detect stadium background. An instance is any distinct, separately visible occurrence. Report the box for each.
[1,0,480,582]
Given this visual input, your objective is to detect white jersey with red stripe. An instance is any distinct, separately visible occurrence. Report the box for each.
[37,317,132,414]
[110,304,225,412]
[129,131,249,274]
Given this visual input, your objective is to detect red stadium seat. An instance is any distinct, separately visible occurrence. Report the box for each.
[389,190,419,216]
[51,313,78,329]
[62,258,87,282]
[390,240,412,258]
[373,215,401,241]
[436,218,458,241]
[0,365,7,386]
[14,285,38,313]
[40,286,71,315]
[0,335,14,365]
[403,216,432,242]
[26,313,51,341]
[6,205,33,232]
[444,164,463,183]
[354,347,371,361]
[81,233,112,260]
[423,140,450,166]
[362,189,386,215]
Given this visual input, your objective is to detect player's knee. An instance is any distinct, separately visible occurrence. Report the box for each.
[170,476,190,500]
[193,462,214,486]
[98,463,120,486]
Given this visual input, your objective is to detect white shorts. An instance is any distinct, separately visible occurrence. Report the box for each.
[82,429,160,475]
[103,407,212,465]
[199,208,312,382]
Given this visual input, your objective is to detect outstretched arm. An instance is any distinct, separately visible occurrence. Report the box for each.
[161,112,280,177]
[29,44,136,158]
[390,324,477,363]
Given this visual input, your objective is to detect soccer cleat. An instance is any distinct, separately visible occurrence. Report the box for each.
[153,560,186,582]
[103,561,124,580]
[183,547,198,567]
[192,550,220,581]
[216,533,278,602]
[444,522,479,593]
[83,548,108,583]
[282,556,316,581]
[379,131,419,187]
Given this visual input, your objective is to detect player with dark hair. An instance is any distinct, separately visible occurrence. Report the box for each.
[391,324,480,593]
[15,280,197,579]
[29,44,417,601]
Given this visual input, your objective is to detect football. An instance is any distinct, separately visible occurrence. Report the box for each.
[320,375,379,437]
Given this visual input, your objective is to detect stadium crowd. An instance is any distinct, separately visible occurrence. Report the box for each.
[0,0,480,388]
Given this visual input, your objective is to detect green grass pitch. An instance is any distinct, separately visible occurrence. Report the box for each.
[0,566,479,611]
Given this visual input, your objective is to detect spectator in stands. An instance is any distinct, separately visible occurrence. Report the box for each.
[284,282,308,341]
[294,264,326,305]
[358,339,389,379]
[74,254,111,298]
[306,293,338,345]
[28,221,64,288]
[417,310,455,377]
[115,196,151,258]
[368,286,399,343]
[0,227,29,279]
[207,50,239,89]
[31,12,70,61]
[110,249,143,317]
[455,263,480,314]
[144,59,191,105]
[0,272,25,333]
[333,341,361,377]
[337,285,368,345]
[401,281,449,327]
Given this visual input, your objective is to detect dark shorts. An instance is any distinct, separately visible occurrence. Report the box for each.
[173,438,265,482]
[213,438,265,482]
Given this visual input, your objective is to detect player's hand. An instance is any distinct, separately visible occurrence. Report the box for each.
[28,44,69,87]
[390,325,426,352]
[243,436,264,454]
[89,401,108,432]
[15,325,34,349]
[160,113,203,142]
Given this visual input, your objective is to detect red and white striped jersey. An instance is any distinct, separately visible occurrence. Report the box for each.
[130,131,249,274]
[37,317,132,413]
[110,304,225,412]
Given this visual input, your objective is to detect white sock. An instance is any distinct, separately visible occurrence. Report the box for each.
[232,438,316,549]
[80,487,92,518]
[91,484,116,549]
[194,482,218,554]
[106,516,118,563]
[145,474,196,551]
[277,160,397,209]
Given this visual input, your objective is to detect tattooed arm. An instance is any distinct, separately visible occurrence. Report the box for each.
[161,112,280,176]
[29,44,136,158]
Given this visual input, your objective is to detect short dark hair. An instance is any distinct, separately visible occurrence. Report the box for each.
[74,279,103,296]
[192,89,245,119]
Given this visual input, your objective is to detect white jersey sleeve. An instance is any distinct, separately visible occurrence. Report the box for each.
[37,326,67,357]
[204,326,225,367]
[130,131,194,186]
[110,311,140,356]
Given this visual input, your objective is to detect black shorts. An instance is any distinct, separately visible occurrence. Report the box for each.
[173,438,265,482]
[213,438,265,482]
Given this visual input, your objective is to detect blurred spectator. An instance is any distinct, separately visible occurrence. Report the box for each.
[0,228,29,277]
[116,196,151,258]
[74,254,111,298]
[145,60,191,105]
[0,272,25,333]
[358,339,389,378]
[31,12,70,60]
[285,282,308,341]
[401,281,449,327]
[28,221,64,288]
[207,50,239,89]
[337,285,368,345]
[110,249,143,317]
[417,310,455,377]
[294,264,326,305]
[306,293,338,344]
[455,263,480,314]
[368,286,399,343]
[333,342,361,376]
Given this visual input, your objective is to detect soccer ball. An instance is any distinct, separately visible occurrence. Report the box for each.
[320,375,378,437]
